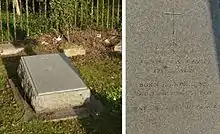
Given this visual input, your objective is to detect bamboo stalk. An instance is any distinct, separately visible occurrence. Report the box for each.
[13,0,17,40]
[44,0,47,32]
[0,1,2,42]
[15,0,21,16]
[117,0,120,24]
[85,0,88,27]
[107,0,109,28]
[111,0,115,28]
[67,25,70,42]
[96,0,99,26]
[6,0,10,41]
[101,0,104,27]
[39,2,42,33]
[80,0,83,28]
[33,0,35,13]
[26,0,29,36]
[91,0,94,25]
[45,0,47,18]
[39,2,41,15]
[74,0,77,26]
[19,0,22,28]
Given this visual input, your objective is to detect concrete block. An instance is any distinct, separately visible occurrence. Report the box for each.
[17,53,91,113]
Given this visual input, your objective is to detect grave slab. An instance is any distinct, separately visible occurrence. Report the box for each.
[127,0,220,133]
[63,47,86,57]
[17,53,91,113]
[114,42,122,52]
[0,43,24,56]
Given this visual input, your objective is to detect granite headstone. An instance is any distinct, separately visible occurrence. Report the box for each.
[127,0,220,133]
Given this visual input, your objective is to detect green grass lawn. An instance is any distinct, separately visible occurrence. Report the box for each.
[0,55,122,134]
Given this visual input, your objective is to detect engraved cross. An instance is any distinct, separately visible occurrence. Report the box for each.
[164,11,181,35]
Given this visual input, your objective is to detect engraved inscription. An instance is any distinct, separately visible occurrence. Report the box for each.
[135,88,214,97]
[129,100,218,112]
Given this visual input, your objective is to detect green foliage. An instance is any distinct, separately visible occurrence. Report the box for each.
[50,0,121,31]
[0,0,122,41]
[23,14,51,36]
[50,0,77,30]
[0,12,51,41]
[106,87,122,110]
[74,57,122,134]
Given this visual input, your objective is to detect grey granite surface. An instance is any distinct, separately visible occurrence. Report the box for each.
[18,53,91,113]
[20,53,87,95]
[127,0,220,133]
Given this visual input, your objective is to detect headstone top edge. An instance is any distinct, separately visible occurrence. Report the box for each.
[38,87,89,96]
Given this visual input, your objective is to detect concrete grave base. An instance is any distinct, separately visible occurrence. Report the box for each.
[37,96,103,121]
[9,78,103,122]
[32,89,90,113]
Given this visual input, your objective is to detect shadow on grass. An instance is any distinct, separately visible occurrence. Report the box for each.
[79,91,122,134]
[1,55,35,111]
[107,51,122,60]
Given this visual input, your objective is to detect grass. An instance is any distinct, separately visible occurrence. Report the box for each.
[73,56,122,133]
[0,53,122,133]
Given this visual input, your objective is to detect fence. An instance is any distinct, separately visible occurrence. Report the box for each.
[0,0,122,42]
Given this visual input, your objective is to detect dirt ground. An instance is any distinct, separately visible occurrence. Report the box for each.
[12,29,121,60]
